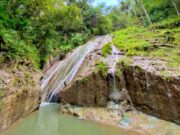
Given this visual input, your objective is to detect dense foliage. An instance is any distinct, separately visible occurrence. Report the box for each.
[0,0,179,69]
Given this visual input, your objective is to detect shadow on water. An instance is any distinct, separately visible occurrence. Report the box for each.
[1,104,140,135]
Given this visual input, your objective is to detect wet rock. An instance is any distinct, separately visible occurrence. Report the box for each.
[109,91,121,103]
[107,101,120,111]
[119,116,132,127]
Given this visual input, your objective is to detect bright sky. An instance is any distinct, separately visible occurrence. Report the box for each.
[93,0,120,6]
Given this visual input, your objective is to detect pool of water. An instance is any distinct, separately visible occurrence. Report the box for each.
[1,103,140,135]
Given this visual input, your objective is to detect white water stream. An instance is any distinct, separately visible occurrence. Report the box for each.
[41,36,111,102]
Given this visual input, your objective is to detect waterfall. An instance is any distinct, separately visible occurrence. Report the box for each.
[41,36,110,102]
[108,46,121,103]
[108,46,134,110]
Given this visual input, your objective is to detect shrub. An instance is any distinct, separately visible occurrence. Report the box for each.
[94,60,109,77]
[0,28,40,68]
[149,17,180,29]
[101,42,112,57]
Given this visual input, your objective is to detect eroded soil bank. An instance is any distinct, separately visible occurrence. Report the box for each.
[0,64,41,132]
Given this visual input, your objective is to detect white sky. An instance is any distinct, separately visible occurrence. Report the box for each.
[93,0,120,6]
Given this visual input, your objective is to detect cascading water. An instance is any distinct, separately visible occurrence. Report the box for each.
[41,36,110,102]
[108,46,121,103]
[108,45,134,109]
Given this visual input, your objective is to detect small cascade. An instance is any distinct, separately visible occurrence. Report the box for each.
[108,46,121,103]
[107,45,134,112]
[41,36,111,103]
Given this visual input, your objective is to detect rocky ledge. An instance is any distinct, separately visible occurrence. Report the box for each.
[60,104,180,135]
[0,64,41,132]
[121,57,180,124]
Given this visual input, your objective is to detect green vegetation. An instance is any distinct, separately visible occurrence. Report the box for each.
[94,60,109,77]
[101,43,112,57]
[117,56,133,69]
[13,77,20,87]
[0,0,179,70]
[149,17,180,29]
[115,69,122,78]
[113,27,151,56]
[0,0,115,69]
[0,100,3,111]
[0,89,5,111]
[113,18,180,68]
[0,89,5,98]
[22,88,28,95]
[80,76,90,84]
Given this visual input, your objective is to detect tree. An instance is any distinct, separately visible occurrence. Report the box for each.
[172,0,180,16]
[140,0,152,24]
[56,5,84,33]
[133,0,145,24]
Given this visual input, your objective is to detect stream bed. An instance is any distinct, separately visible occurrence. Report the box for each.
[1,103,140,135]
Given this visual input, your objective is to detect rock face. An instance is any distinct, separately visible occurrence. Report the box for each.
[42,36,179,124]
[121,57,180,124]
[61,72,109,107]
[60,52,180,124]
[61,43,110,106]
[0,66,41,132]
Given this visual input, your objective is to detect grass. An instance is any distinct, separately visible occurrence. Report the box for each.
[0,100,3,111]
[101,42,112,57]
[149,17,180,29]
[0,89,5,111]
[13,77,20,86]
[113,17,180,69]
[80,76,90,83]
[115,68,122,77]
[117,56,133,69]
[94,60,109,77]
[113,26,153,56]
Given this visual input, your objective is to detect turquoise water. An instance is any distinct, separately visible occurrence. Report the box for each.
[1,104,139,135]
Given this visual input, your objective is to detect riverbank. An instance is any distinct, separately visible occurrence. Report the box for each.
[61,104,180,135]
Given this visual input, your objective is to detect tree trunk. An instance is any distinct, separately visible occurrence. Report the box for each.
[133,0,145,24]
[172,0,180,16]
[130,9,137,18]
[140,0,152,24]
[130,9,141,23]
